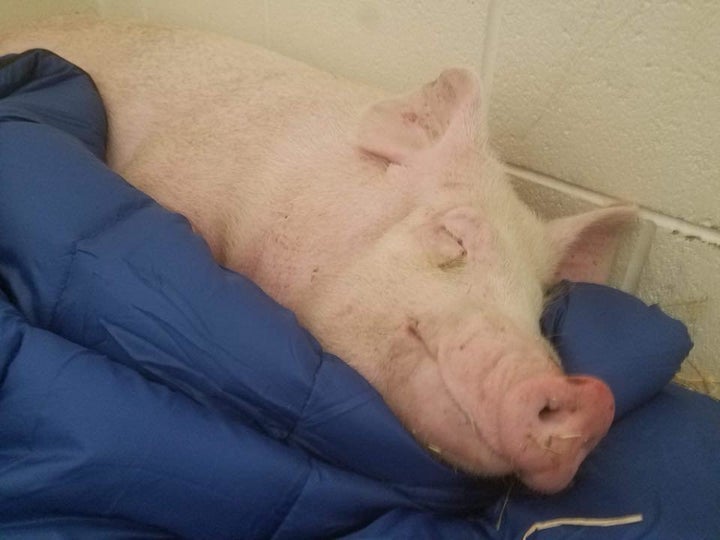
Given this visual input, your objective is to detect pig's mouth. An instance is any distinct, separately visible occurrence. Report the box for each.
[401,318,516,471]
[402,318,614,494]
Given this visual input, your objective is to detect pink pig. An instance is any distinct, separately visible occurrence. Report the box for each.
[1,17,635,493]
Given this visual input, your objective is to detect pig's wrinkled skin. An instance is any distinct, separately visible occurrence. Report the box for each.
[1,17,636,493]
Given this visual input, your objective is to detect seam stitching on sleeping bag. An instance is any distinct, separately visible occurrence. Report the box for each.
[48,199,154,331]
[47,241,80,332]
[0,316,26,388]
[268,461,314,540]
[285,347,325,443]
[269,350,323,538]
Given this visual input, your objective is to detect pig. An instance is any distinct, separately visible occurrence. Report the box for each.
[1,17,636,493]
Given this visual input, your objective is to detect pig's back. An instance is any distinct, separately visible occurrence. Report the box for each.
[0,16,385,170]
[0,17,391,293]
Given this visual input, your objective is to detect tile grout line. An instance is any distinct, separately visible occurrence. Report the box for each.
[506,163,720,247]
[480,0,505,119]
[620,219,656,294]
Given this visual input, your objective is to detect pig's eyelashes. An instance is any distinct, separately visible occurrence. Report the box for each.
[436,225,467,270]
[441,226,465,250]
[419,223,467,269]
[438,256,466,270]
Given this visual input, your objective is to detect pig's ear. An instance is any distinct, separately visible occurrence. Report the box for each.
[546,205,638,284]
[356,68,481,164]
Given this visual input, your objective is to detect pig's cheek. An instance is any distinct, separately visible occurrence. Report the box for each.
[432,339,509,451]
[382,322,513,475]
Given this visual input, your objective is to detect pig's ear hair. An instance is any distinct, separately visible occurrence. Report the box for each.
[356,68,482,165]
[546,205,638,284]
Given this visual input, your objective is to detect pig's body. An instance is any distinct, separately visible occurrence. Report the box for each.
[1,17,635,493]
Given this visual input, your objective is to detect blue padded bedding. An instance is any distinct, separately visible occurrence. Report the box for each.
[1,49,718,539]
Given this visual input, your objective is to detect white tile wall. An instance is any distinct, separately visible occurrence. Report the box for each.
[639,228,720,398]
[96,0,267,44]
[0,0,96,28]
[96,0,490,93]
[264,0,489,92]
[490,0,720,228]
[94,0,147,21]
[9,0,719,397]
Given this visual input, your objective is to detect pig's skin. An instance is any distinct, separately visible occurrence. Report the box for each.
[0,17,636,493]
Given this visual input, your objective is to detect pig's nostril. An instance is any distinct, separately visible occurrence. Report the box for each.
[539,406,551,420]
[538,402,559,421]
[567,376,589,386]
[537,399,577,423]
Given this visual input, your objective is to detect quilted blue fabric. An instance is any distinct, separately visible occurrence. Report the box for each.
[1,49,717,539]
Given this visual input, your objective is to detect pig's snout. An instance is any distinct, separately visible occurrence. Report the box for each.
[499,374,614,493]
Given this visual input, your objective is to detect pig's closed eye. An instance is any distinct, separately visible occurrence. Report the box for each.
[437,226,467,269]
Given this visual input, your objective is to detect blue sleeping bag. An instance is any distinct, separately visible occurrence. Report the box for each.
[1,49,718,539]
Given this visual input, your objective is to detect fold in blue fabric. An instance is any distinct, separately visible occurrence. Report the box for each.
[542,282,692,419]
[1,49,716,539]
[0,49,107,159]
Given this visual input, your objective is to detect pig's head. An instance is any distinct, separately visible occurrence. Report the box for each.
[302,69,636,493]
